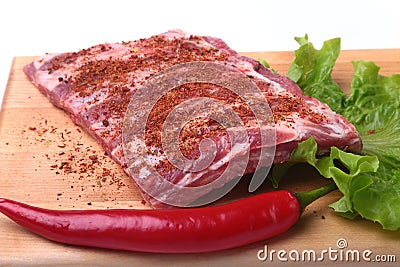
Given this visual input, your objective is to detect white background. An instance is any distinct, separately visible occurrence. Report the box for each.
[1,0,400,108]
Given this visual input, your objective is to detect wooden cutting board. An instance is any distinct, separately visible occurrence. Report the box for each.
[1,50,399,266]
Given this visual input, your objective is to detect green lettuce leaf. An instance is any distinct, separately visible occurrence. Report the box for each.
[343,61,400,170]
[287,35,346,113]
[271,138,379,217]
[339,61,400,230]
[281,35,400,230]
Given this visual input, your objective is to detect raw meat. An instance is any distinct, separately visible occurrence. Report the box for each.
[23,30,362,208]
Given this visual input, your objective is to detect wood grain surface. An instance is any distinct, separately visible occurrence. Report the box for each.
[0,50,399,266]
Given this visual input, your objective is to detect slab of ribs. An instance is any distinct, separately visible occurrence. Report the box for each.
[23,30,362,208]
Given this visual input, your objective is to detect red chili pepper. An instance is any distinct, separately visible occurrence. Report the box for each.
[0,183,336,253]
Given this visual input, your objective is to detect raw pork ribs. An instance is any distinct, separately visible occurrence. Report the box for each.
[24,30,362,208]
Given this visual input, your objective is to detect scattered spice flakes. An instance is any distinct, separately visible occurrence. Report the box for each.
[89,155,98,162]
[102,119,110,127]
[50,126,58,133]
[47,142,128,194]
[102,168,111,176]
[18,111,134,207]
[312,210,326,220]
[59,161,73,173]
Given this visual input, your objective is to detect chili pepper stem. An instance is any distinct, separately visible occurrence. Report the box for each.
[295,182,338,211]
